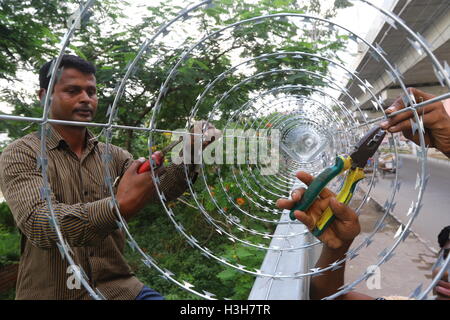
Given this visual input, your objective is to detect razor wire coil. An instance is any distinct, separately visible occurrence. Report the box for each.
[1,0,449,300]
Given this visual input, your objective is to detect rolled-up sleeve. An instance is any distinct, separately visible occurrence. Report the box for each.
[157,163,198,201]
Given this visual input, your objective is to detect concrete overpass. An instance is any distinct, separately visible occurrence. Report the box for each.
[340,0,450,115]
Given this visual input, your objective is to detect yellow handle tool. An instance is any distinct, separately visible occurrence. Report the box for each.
[312,166,365,237]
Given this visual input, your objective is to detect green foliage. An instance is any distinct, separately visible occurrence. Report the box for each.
[125,185,271,299]
[121,154,280,299]
[0,202,20,268]
[0,229,20,268]
[0,0,68,80]
[216,245,265,299]
[0,201,15,231]
[1,0,349,153]
[0,287,15,300]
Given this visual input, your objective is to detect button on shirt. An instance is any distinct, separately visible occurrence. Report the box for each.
[0,126,196,300]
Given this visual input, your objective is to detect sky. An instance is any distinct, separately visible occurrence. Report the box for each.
[0,0,394,141]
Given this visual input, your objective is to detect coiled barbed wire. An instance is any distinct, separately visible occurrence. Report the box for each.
[0,0,449,300]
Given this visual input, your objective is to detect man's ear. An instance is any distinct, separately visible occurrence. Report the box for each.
[38,88,46,107]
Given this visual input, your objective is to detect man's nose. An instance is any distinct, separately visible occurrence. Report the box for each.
[79,90,93,104]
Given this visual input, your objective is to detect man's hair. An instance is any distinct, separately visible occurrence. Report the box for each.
[39,54,96,90]
[438,226,450,248]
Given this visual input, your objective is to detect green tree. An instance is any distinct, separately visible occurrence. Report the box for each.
[0,0,67,80]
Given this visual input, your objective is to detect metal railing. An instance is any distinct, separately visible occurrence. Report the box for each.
[249,184,322,300]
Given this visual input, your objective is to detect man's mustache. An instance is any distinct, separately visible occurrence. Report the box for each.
[73,105,94,113]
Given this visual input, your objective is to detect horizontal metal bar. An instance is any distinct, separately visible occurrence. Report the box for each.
[0,115,276,140]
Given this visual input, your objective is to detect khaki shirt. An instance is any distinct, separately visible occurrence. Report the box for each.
[0,126,194,300]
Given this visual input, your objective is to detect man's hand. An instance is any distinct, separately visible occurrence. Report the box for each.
[191,120,222,150]
[115,158,161,221]
[380,87,450,157]
[184,120,222,164]
[276,171,360,249]
[432,267,450,300]
[435,280,450,300]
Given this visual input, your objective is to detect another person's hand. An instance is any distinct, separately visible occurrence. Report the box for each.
[380,87,450,157]
[184,120,222,164]
[435,280,450,300]
[432,266,450,300]
[190,120,222,150]
[276,171,360,249]
[116,158,162,221]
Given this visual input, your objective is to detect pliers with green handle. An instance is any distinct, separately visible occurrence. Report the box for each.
[289,126,387,237]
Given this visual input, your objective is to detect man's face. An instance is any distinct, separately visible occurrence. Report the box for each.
[44,68,98,123]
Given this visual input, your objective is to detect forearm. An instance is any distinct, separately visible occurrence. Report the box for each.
[310,240,353,300]
[157,163,198,202]
[22,197,118,249]
[120,153,198,203]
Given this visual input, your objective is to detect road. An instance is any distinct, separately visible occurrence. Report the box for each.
[346,192,437,298]
[360,155,450,252]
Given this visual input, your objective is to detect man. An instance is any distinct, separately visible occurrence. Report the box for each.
[277,88,450,299]
[0,55,215,300]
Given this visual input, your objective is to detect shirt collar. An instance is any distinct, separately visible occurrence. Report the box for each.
[47,125,99,151]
